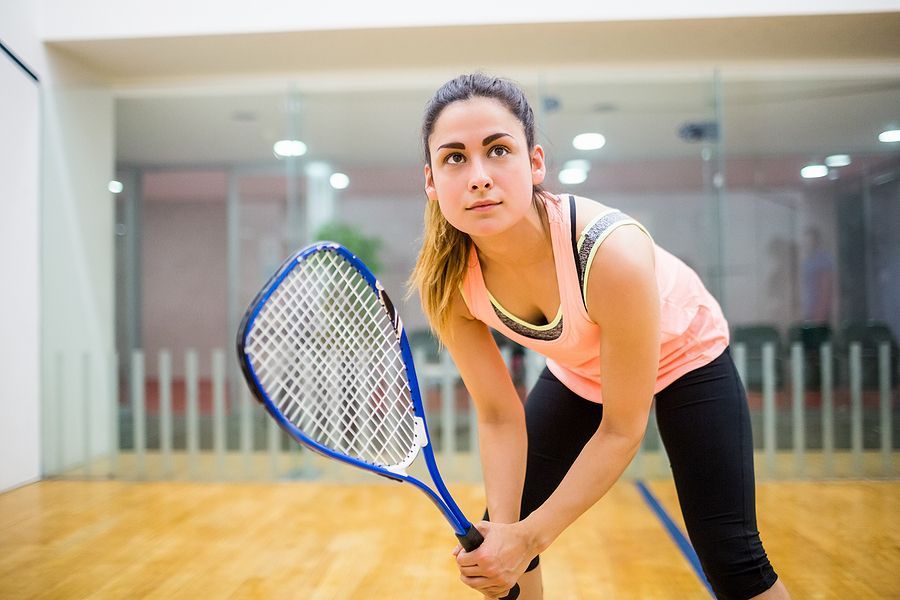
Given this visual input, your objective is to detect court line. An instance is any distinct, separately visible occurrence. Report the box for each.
[635,480,714,597]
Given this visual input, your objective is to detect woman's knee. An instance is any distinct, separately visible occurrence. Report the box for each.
[691,530,778,600]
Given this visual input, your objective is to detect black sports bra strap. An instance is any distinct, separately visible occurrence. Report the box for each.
[569,195,580,279]
[568,195,587,309]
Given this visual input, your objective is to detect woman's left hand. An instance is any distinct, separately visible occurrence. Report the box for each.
[453,520,534,598]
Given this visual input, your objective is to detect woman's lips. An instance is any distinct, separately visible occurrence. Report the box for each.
[467,201,501,211]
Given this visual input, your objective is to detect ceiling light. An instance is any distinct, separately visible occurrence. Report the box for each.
[563,159,591,171]
[825,154,851,167]
[572,133,606,151]
[559,168,588,185]
[878,129,900,143]
[273,139,307,157]
[801,165,828,179]
[108,180,123,194]
[329,173,350,190]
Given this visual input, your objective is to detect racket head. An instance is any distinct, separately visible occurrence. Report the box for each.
[237,243,521,597]
[236,241,431,481]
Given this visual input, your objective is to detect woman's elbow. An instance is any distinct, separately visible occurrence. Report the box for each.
[598,417,649,450]
[476,403,525,428]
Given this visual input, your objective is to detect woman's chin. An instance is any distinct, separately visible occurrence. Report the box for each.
[445,216,503,238]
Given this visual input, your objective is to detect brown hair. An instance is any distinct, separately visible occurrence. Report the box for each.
[409,73,546,341]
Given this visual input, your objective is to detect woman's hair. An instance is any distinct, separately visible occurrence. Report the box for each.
[408,73,547,342]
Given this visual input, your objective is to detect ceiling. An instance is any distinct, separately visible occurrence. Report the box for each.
[52,13,900,82]
[116,77,900,193]
[86,13,900,197]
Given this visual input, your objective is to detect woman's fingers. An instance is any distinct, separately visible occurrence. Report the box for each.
[458,564,484,576]
[455,548,482,567]
[460,574,513,595]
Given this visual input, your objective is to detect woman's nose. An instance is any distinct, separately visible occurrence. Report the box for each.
[469,166,493,191]
[470,176,492,191]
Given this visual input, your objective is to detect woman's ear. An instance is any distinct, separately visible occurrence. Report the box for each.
[531,145,546,186]
[424,164,438,203]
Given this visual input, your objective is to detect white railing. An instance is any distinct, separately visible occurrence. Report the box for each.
[43,341,896,482]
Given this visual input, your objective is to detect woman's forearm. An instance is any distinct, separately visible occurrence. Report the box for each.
[478,414,528,524]
[521,425,642,554]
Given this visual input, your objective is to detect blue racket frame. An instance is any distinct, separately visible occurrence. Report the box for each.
[236,241,474,538]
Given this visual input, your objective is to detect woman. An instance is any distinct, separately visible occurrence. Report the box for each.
[409,73,789,600]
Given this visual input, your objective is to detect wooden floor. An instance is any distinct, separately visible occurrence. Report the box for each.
[1,479,897,599]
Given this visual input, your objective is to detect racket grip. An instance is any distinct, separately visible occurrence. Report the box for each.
[456,525,521,600]
[456,524,484,552]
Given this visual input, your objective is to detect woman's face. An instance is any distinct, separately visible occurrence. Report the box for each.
[424,97,545,238]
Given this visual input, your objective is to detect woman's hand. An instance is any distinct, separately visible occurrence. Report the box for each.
[453,520,535,598]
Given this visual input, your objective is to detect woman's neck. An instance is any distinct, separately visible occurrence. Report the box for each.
[472,200,551,271]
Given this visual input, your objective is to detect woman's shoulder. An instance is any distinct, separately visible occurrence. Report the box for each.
[565,194,621,236]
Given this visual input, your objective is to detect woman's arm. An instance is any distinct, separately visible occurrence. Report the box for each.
[442,289,528,525]
[457,225,660,594]
[521,224,660,552]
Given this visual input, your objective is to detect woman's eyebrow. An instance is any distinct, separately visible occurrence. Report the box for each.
[482,132,511,145]
[436,132,512,152]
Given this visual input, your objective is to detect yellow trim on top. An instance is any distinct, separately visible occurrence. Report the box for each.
[576,210,617,251]
[487,290,562,331]
[580,218,654,312]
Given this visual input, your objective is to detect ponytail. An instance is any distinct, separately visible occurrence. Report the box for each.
[408,198,471,342]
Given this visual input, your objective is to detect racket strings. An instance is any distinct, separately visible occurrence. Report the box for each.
[246,251,418,468]
[254,290,412,465]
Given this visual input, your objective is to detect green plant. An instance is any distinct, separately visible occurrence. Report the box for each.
[314,221,384,274]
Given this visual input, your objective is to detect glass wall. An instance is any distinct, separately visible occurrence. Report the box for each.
[719,76,900,477]
[40,82,116,479]
[41,69,899,482]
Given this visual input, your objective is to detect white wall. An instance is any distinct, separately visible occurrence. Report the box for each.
[1,0,118,485]
[1,1,41,69]
[0,9,41,491]
[38,0,900,41]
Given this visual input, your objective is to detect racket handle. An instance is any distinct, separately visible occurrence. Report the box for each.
[456,524,484,552]
[456,525,521,600]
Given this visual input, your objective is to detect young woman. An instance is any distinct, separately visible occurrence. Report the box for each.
[409,73,790,600]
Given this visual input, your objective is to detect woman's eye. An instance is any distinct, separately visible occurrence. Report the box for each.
[444,152,465,164]
[489,146,510,157]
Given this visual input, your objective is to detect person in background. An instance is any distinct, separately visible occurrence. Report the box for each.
[801,227,835,323]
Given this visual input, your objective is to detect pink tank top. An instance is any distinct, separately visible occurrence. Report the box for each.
[460,194,730,403]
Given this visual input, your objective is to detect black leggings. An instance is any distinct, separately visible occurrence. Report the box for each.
[494,347,778,600]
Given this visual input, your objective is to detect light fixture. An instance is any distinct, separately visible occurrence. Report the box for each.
[572,133,606,151]
[559,168,588,185]
[273,139,307,157]
[825,154,851,167]
[878,129,900,143]
[108,180,124,194]
[563,159,591,172]
[330,173,350,190]
[800,165,828,179]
